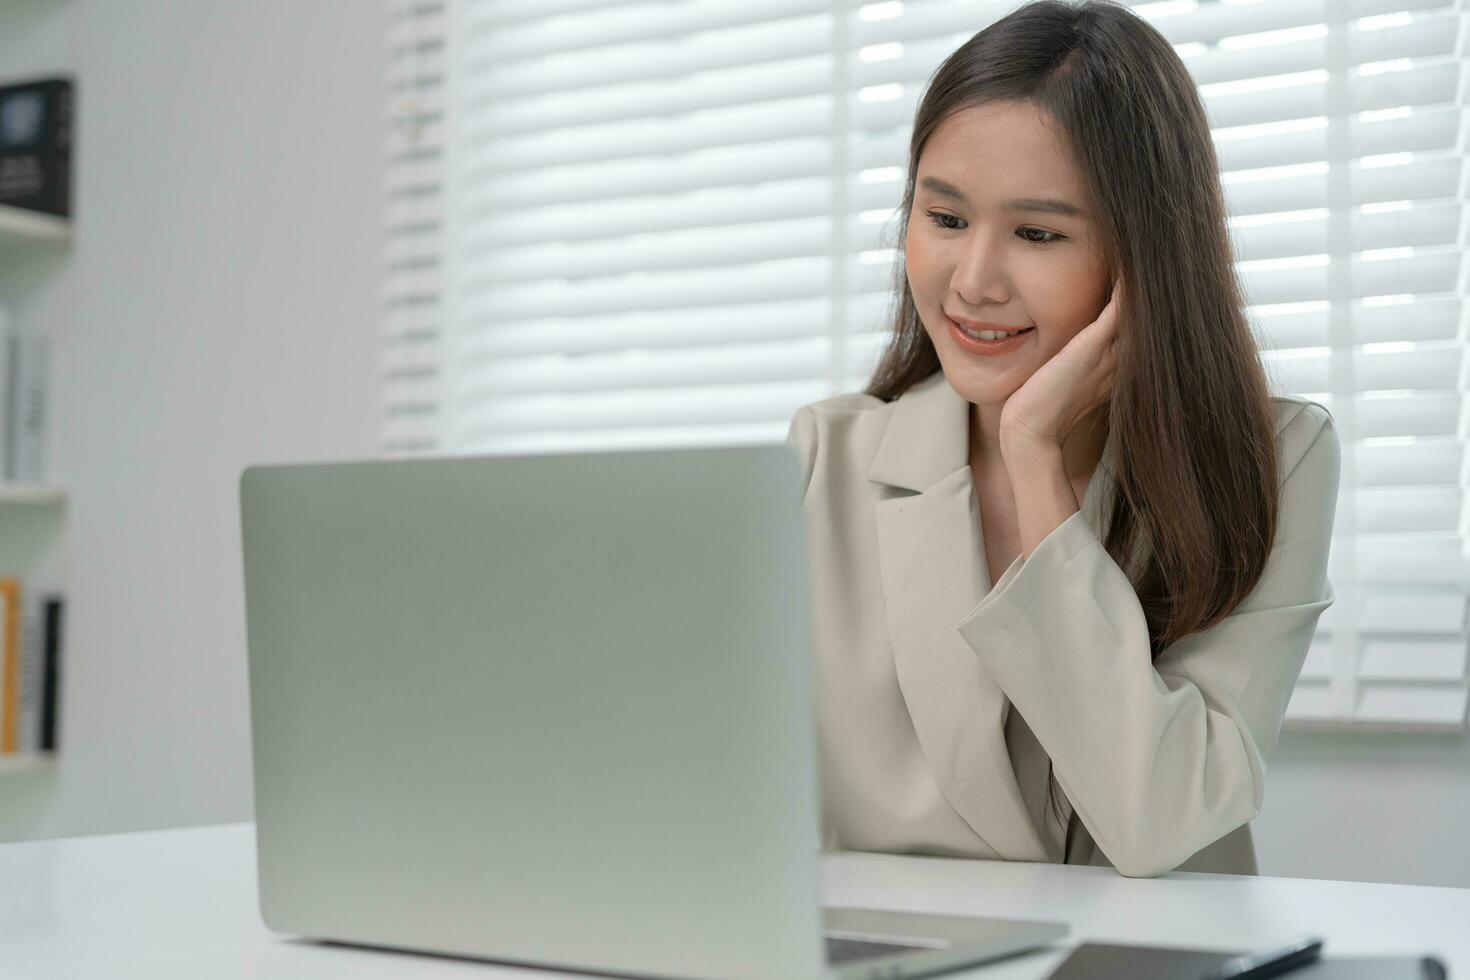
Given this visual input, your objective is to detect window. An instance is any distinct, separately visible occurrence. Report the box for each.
[383,0,1470,731]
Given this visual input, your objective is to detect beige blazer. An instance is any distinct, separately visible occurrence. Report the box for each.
[785,369,1338,878]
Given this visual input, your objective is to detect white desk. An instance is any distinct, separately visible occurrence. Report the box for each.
[1,822,1464,978]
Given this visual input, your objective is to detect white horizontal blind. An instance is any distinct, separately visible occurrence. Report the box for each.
[433,0,841,454]
[383,0,1470,730]
[1201,0,1468,732]
[384,0,450,454]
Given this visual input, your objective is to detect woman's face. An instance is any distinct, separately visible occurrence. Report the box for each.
[905,100,1112,408]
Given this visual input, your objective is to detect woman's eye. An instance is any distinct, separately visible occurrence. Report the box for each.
[924,211,1064,246]
[1017,226,1063,245]
[926,211,965,231]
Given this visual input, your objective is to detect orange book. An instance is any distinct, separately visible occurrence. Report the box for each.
[0,577,19,754]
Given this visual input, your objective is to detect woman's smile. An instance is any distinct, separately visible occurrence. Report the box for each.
[947,314,1037,356]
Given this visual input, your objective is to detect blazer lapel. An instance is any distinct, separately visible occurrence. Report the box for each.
[868,371,1112,863]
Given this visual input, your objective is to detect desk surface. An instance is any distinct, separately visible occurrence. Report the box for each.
[1,822,1465,979]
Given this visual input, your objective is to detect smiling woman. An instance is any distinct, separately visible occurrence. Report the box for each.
[867,1,1287,662]
[787,0,1340,879]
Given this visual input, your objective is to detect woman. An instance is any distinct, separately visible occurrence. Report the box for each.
[786,0,1339,877]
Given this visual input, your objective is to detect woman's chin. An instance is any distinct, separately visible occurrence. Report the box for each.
[942,366,1028,407]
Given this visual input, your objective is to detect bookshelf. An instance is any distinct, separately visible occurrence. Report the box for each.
[0,141,70,778]
[0,4,73,852]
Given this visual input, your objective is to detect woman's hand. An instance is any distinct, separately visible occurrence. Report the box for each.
[998,278,1122,454]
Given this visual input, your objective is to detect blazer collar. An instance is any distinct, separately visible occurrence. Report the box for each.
[867,369,1115,862]
[867,371,968,493]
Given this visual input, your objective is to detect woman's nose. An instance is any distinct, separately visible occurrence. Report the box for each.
[950,234,1011,304]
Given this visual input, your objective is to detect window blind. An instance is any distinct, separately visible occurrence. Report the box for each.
[383,0,1470,732]
[384,0,449,455]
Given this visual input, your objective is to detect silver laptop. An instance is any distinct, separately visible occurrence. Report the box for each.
[239,443,1069,979]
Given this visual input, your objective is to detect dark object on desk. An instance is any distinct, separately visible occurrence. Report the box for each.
[1203,935,1322,978]
[1047,942,1448,979]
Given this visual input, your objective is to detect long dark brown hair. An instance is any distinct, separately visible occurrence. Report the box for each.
[864,0,1280,847]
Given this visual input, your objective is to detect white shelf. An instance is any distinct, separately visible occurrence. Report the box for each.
[0,203,71,247]
[0,753,55,774]
[0,484,66,506]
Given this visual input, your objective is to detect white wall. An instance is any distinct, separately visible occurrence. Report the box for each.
[0,0,1466,894]
[1253,729,1470,889]
[0,0,383,841]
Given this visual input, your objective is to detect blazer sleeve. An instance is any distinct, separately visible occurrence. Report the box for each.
[785,404,841,852]
[955,405,1340,878]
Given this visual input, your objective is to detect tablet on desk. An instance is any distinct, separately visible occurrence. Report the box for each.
[1047,941,1447,979]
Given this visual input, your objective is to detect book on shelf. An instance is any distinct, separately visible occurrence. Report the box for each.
[0,75,73,218]
[0,575,64,756]
[0,303,51,486]
[0,307,9,483]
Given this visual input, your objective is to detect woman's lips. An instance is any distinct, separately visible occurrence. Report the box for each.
[947,316,1035,355]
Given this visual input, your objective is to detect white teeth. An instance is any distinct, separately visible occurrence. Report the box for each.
[959,323,1026,341]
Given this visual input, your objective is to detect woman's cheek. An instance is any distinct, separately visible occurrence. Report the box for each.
[904,227,929,279]
[903,234,921,292]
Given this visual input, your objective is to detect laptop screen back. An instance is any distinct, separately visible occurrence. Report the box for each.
[239,444,827,980]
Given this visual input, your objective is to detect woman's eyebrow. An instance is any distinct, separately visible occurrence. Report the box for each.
[918,175,1085,218]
